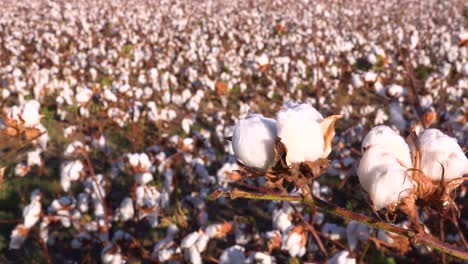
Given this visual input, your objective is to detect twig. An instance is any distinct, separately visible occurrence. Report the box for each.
[214,188,468,260]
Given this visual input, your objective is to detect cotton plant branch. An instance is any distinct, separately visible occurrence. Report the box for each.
[211,188,468,260]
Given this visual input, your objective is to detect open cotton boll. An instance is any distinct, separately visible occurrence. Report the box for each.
[21,100,42,128]
[358,146,413,206]
[361,150,413,210]
[281,225,307,257]
[9,224,28,250]
[245,251,276,264]
[276,103,324,165]
[60,160,84,192]
[346,221,371,251]
[219,245,245,264]
[181,231,202,248]
[328,250,356,264]
[418,129,468,181]
[23,190,42,229]
[361,125,412,168]
[118,197,134,222]
[232,114,277,171]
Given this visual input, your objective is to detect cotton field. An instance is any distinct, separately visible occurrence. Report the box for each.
[0,0,467,263]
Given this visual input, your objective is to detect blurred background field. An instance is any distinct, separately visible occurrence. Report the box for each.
[0,0,467,263]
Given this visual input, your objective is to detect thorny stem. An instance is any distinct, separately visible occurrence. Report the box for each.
[215,188,468,261]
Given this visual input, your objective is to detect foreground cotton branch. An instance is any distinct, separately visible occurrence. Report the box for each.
[213,103,468,261]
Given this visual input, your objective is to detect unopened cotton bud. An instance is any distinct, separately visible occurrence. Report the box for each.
[418,129,468,181]
[276,103,324,164]
[232,114,277,171]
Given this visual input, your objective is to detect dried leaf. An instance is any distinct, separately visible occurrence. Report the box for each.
[397,194,424,233]
[273,137,288,169]
[215,81,228,95]
[303,158,330,178]
[225,171,240,182]
[210,189,224,200]
[24,128,42,140]
[267,231,281,253]
[319,115,342,158]
[411,170,436,201]
[219,221,233,237]
[422,110,437,127]
[2,127,18,137]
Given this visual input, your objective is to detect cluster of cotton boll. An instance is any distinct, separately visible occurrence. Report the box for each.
[0,0,467,263]
[231,102,340,171]
[358,125,467,211]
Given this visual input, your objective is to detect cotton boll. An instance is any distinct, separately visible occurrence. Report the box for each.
[15,162,30,177]
[389,102,407,131]
[351,74,363,88]
[21,100,41,128]
[232,114,277,171]
[118,197,134,222]
[23,190,42,229]
[76,87,93,105]
[61,160,84,192]
[276,103,324,164]
[195,233,210,253]
[7,106,21,123]
[27,148,42,167]
[219,245,245,264]
[361,125,412,168]
[364,152,413,210]
[346,221,371,251]
[135,172,153,185]
[181,231,201,248]
[245,251,276,264]
[358,147,413,209]
[281,227,307,257]
[184,247,202,264]
[101,244,124,264]
[328,250,356,264]
[321,223,346,240]
[9,224,28,250]
[418,129,468,181]
[272,208,293,233]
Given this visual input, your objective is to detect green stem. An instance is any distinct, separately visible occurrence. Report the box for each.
[219,188,468,260]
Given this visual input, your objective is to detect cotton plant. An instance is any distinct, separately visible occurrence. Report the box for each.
[358,125,467,230]
[0,0,467,262]
[229,102,341,194]
[1,100,45,140]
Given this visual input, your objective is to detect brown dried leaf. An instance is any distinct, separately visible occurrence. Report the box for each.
[2,126,18,137]
[24,128,42,140]
[411,170,436,201]
[227,171,242,182]
[422,109,437,128]
[219,221,233,236]
[273,137,288,169]
[397,194,424,233]
[303,158,330,178]
[215,81,228,95]
[210,189,224,200]
[267,231,281,253]
[319,115,342,158]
